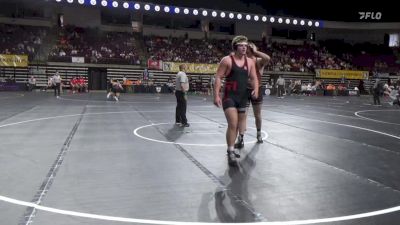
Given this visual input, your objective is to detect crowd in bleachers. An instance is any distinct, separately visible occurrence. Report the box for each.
[1,23,399,76]
[44,29,400,74]
[48,25,141,65]
[144,37,360,72]
[322,40,400,73]
[145,36,227,64]
[266,42,355,72]
[0,24,47,61]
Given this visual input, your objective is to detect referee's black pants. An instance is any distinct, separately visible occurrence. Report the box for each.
[175,90,187,124]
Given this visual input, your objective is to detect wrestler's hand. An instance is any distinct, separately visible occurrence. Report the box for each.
[251,89,258,99]
[249,43,257,53]
[214,95,222,108]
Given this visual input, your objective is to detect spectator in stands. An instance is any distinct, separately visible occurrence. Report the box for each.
[338,83,347,96]
[121,75,127,92]
[208,76,215,96]
[292,80,301,95]
[326,84,336,96]
[143,68,149,80]
[388,86,400,106]
[287,80,294,96]
[301,83,308,94]
[340,75,346,84]
[123,76,133,93]
[147,79,154,93]
[383,83,391,98]
[306,83,314,95]
[28,75,36,91]
[70,77,78,94]
[166,77,174,94]
[42,76,53,92]
[78,76,88,93]
[346,80,351,89]
[59,49,66,57]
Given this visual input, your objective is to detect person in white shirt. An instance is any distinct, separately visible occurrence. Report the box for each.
[175,64,190,127]
[276,75,285,98]
[388,86,400,106]
[52,70,62,97]
[28,75,36,91]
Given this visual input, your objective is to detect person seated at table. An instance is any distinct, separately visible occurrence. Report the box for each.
[70,77,79,94]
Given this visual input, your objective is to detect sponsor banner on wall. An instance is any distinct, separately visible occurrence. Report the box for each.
[316,69,369,80]
[147,59,163,70]
[0,82,26,91]
[72,57,85,63]
[372,72,390,78]
[348,90,360,96]
[163,62,218,74]
[0,54,28,67]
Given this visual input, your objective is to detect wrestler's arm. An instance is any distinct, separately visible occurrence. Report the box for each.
[248,59,259,98]
[214,56,230,107]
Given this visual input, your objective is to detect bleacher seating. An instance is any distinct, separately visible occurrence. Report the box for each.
[0,24,48,61]
[1,22,399,94]
[48,26,141,65]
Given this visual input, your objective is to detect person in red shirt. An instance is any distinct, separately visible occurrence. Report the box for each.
[70,77,78,94]
[78,77,88,92]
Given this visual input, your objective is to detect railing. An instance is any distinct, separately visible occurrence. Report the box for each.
[3,62,375,93]
[48,56,141,65]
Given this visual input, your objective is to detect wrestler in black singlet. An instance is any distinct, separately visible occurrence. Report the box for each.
[222,55,249,113]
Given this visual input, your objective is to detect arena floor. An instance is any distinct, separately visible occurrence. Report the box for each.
[0,91,399,225]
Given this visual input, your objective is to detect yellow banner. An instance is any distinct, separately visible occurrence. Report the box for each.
[163,62,218,74]
[316,69,369,80]
[0,54,28,67]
